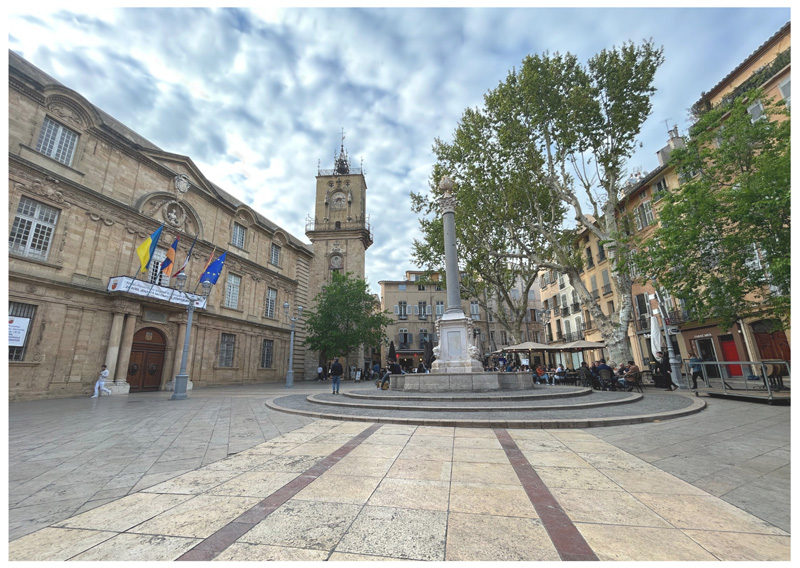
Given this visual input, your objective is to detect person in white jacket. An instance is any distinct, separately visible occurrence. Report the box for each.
[92,364,112,398]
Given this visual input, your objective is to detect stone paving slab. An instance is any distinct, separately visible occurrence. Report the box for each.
[7,381,791,560]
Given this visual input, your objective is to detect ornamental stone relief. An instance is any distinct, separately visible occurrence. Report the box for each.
[46,98,89,130]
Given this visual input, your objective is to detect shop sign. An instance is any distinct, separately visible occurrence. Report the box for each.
[693,333,713,339]
[107,276,207,309]
[9,317,30,347]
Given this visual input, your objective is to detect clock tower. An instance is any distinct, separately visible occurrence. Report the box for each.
[304,135,373,378]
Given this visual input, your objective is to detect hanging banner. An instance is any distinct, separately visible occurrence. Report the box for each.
[9,317,31,347]
[107,276,207,309]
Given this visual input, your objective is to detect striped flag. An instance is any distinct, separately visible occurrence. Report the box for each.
[173,234,197,277]
[136,225,164,273]
[160,237,179,278]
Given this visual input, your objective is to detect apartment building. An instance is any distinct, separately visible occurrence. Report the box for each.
[379,271,542,370]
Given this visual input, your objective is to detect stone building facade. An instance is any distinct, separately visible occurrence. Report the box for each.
[8,50,317,401]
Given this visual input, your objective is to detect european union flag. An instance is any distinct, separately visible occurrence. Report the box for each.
[199,251,227,285]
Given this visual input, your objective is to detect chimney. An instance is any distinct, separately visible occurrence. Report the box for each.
[657,125,685,166]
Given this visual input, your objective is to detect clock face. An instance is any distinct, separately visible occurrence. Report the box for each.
[330,255,343,269]
[331,191,347,210]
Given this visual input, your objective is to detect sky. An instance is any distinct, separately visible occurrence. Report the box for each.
[6,4,792,295]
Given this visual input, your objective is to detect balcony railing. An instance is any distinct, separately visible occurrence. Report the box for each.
[398,314,408,320]
[571,303,581,314]
[561,307,570,317]
[636,314,649,331]
[591,289,600,299]
[664,310,689,325]
[602,283,613,296]
[556,331,564,341]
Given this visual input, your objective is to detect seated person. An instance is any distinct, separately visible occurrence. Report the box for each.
[535,365,551,385]
[577,361,594,386]
[595,359,616,390]
[617,360,640,390]
[554,365,566,384]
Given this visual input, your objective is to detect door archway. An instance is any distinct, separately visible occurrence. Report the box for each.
[128,328,167,392]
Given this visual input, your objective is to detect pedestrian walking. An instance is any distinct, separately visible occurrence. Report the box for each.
[91,364,112,398]
[316,365,323,381]
[688,350,704,389]
[330,358,343,394]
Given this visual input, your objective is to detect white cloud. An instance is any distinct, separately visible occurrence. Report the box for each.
[7,6,791,293]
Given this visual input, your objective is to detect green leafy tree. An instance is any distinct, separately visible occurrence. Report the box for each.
[412,41,664,364]
[637,88,790,330]
[303,271,393,365]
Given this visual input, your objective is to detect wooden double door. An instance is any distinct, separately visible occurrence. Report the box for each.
[128,328,166,392]
[752,320,791,362]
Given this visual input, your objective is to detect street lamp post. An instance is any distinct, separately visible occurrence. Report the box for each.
[284,301,303,388]
[171,273,213,400]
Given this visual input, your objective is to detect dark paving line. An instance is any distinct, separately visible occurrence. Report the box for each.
[176,423,384,561]
[494,429,599,562]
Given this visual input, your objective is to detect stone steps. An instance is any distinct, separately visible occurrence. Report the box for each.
[266,387,706,428]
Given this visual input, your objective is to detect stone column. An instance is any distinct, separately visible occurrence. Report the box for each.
[164,316,193,393]
[104,311,126,378]
[110,313,136,395]
[430,176,483,374]
[440,177,463,315]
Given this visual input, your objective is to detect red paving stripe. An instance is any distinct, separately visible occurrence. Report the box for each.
[494,429,599,562]
[176,423,384,561]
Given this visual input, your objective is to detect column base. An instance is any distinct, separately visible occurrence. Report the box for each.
[164,379,194,392]
[108,382,130,396]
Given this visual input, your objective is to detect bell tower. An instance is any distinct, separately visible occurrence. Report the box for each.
[304,131,373,377]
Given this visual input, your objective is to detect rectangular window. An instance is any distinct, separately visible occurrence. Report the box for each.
[470,300,480,320]
[36,116,78,166]
[435,300,444,318]
[590,275,599,299]
[260,339,274,368]
[418,301,428,319]
[653,178,668,201]
[9,196,60,261]
[435,283,443,291]
[635,201,654,230]
[219,333,236,367]
[601,269,612,296]
[397,301,408,320]
[747,100,765,122]
[586,247,594,268]
[225,273,241,308]
[500,330,508,345]
[264,287,277,318]
[779,76,791,108]
[398,284,406,291]
[9,301,36,361]
[270,243,281,266]
[419,329,428,345]
[418,284,426,291]
[232,223,247,249]
[148,247,168,286]
[597,244,606,262]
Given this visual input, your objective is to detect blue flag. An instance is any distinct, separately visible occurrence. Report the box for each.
[199,251,227,285]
